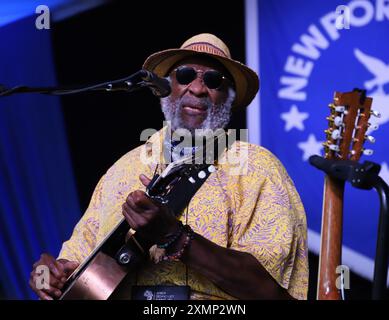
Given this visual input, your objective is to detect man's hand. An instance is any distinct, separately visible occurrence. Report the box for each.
[122,174,180,244]
[29,253,79,300]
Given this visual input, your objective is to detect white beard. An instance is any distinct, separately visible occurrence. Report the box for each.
[160,87,236,134]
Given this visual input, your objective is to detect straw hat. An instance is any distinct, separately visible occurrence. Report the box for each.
[143,33,259,110]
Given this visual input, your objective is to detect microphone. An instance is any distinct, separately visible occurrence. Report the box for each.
[139,70,171,98]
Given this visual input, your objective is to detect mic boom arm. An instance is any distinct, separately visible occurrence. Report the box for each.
[0,69,171,98]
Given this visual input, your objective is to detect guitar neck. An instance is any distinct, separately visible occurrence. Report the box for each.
[316,89,374,300]
[317,175,345,300]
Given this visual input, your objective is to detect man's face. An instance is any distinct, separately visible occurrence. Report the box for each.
[161,57,234,132]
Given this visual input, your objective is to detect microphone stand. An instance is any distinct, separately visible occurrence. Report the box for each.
[309,155,389,299]
[0,69,165,97]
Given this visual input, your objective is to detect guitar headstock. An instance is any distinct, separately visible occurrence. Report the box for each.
[323,89,378,161]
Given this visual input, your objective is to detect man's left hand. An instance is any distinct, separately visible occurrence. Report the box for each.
[122,174,180,244]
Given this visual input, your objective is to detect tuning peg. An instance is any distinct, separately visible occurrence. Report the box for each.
[330,144,340,152]
[326,115,334,122]
[324,129,334,138]
[188,177,196,184]
[365,135,376,143]
[198,171,206,179]
[371,110,381,118]
[327,115,343,125]
[336,106,347,113]
[334,116,343,127]
[329,104,346,113]
[362,149,374,156]
[368,123,379,131]
[335,106,345,112]
[331,129,341,140]
[323,143,340,152]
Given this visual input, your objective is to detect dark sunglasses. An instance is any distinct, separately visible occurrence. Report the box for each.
[173,66,232,90]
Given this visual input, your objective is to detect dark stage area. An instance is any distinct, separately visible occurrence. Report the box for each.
[51,0,247,213]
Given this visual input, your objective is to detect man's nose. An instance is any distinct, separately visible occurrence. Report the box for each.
[187,76,208,96]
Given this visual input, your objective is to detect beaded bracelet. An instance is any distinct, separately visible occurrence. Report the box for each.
[156,221,184,249]
[162,224,195,262]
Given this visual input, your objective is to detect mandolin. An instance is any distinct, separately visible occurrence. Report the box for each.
[317,89,378,300]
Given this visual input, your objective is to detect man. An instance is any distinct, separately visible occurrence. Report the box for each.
[29,33,308,300]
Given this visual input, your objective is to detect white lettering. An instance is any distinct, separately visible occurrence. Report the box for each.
[219,129,249,176]
[278,77,307,101]
[143,304,177,317]
[376,0,389,21]
[35,5,50,30]
[321,12,340,41]
[139,128,159,165]
[284,56,314,77]
[336,265,350,290]
[292,24,329,59]
[279,0,387,104]
[349,0,374,27]
[35,265,50,290]
[335,5,351,29]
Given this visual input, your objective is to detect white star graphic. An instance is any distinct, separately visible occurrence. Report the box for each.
[280,105,309,131]
[380,162,389,185]
[298,134,324,161]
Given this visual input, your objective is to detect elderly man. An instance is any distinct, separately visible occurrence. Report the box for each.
[30,33,308,300]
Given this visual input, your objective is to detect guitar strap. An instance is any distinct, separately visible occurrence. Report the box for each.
[130,133,231,300]
[163,130,231,216]
[128,169,213,301]
[164,163,213,217]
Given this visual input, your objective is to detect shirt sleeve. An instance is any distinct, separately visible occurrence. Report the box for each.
[229,148,309,300]
[57,175,105,263]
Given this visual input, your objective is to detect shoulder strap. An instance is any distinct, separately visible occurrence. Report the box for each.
[165,164,214,217]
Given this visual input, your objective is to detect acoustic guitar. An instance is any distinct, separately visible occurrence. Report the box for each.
[317,89,377,299]
[59,146,217,300]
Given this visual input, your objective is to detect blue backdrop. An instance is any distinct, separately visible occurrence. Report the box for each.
[0,15,81,299]
[247,0,389,281]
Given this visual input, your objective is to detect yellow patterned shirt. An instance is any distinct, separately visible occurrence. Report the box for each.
[58,128,309,300]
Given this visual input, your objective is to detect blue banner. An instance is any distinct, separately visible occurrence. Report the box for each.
[246,0,389,281]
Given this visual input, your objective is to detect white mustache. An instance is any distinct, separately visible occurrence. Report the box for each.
[178,95,213,111]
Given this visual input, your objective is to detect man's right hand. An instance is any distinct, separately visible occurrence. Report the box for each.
[29,253,79,300]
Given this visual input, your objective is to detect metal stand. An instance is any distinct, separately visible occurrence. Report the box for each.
[0,69,169,97]
[310,155,389,299]
[372,177,389,299]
